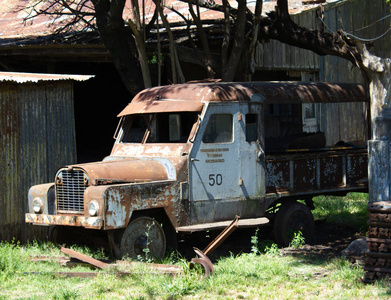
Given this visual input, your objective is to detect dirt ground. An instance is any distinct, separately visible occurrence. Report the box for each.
[177,221,365,262]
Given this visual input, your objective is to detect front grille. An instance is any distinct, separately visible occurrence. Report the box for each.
[56,168,88,214]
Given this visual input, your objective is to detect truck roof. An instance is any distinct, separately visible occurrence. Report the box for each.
[118,81,368,116]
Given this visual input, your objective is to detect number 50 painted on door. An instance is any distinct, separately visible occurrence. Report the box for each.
[209,174,223,186]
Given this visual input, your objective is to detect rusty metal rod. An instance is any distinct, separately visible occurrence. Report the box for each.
[61,247,111,269]
[203,215,240,256]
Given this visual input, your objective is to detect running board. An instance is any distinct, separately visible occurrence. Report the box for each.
[176,217,269,233]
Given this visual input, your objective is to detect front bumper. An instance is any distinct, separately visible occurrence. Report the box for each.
[25,213,103,229]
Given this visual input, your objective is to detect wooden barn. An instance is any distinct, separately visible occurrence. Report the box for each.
[0,72,92,242]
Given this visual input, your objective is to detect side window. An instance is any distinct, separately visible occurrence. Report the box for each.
[121,115,148,143]
[246,114,258,142]
[202,114,233,143]
[302,103,319,133]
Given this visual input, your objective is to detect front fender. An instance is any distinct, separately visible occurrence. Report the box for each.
[27,183,55,215]
[85,180,177,230]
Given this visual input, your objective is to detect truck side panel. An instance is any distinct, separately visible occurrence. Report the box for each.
[265,149,368,197]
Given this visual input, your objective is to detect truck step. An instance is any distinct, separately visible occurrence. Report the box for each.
[176,217,269,233]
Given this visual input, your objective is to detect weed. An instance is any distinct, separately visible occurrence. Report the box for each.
[289,231,305,249]
[256,240,278,255]
[52,287,80,300]
[250,228,260,255]
[137,222,154,263]
[263,243,280,255]
[161,277,200,298]
[0,240,25,279]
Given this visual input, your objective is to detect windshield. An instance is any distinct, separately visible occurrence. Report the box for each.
[119,112,199,143]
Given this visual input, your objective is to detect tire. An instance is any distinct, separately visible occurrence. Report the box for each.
[273,201,314,247]
[120,216,166,260]
[48,226,72,244]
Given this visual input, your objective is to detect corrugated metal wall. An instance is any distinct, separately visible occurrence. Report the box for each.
[256,0,389,146]
[0,81,76,243]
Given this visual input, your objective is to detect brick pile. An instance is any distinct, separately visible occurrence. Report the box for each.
[364,201,391,282]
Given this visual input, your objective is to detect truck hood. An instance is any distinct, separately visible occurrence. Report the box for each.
[71,159,170,185]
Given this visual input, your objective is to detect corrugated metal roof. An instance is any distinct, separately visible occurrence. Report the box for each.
[0,0,343,42]
[0,72,94,83]
[118,81,368,115]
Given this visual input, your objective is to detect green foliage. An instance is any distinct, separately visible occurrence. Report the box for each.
[161,276,201,298]
[263,242,280,255]
[52,287,80,300]
[250,229,280,255]
[136,222,154,263]
[0,240,389,299]
[250,228,260,255]
[0,240,25,280]
[148,52,164,64]
[312,192,368,232]
[0,193,388,298]
[289,231,306,249]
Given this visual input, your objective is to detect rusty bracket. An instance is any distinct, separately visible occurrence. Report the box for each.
[190,215,240,278]
[58,247,182,277]
[61,247,111,269]
[190,248,214,278]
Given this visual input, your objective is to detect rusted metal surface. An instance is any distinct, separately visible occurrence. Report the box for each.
[26,271,102,278]
[25,81,368,261]
[203,215,240,256]
[119,217,166,259]
[190,248,214,278]
[25,213,101,228]
[0,1,331,43]
[71,159,170,185]
[265,148,368,196]
[26,179,180,230]
[110,143,192,158]
[61,247,110,269]
[30,247,183,277]
[118,100,203,116]
[177,216,268,232]
[190,216,239,278]
[1,75,93,242]
[127,82,368,106]
[0,72,93,83]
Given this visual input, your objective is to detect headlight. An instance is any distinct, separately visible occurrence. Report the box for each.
[88,201,99,216]
[32,197,44,214]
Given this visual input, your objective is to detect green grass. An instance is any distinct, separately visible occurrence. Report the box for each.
[1,193,390,299]
[0,240,390,299]
[312,192,369,233]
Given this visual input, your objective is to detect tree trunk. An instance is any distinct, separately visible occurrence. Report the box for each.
[154,0,179,83]
[128,18,152,88]
[187,0,214,78]
[92,0,144,96]
[356,43,391,128]
[222,0,247,81]
[352,43,391,203]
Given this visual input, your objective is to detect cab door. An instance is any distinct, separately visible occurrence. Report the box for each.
[189,103,241,223]
[237,103,265,200]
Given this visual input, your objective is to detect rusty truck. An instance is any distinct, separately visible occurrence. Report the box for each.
[25,81,368,259]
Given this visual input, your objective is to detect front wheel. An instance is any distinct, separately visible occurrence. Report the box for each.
[120,216,166,260]
[273,201,314,247]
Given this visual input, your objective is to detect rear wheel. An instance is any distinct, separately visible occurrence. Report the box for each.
[273,201,314,247]
[120,216,166,260]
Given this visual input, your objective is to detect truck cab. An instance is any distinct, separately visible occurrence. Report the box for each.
[26,81,368,259]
